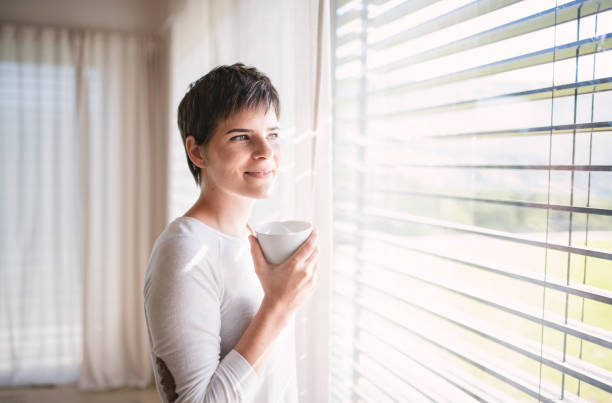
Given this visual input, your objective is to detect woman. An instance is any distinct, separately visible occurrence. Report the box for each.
[144,64,319,402]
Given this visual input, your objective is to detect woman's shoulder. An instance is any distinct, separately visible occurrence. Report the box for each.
[163,216,222,242]
[147,216,253,283]
[147,218,224,276]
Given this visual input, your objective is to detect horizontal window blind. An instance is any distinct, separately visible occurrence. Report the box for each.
[330,0,612,401]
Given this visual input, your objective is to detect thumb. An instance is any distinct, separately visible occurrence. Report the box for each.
[248,236,267,267]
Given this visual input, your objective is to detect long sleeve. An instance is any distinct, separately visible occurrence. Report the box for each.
[144,238,260,403]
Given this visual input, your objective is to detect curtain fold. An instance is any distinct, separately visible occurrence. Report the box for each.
[1,23,82,387]
[77,29,168,390]
[0,23,167,389]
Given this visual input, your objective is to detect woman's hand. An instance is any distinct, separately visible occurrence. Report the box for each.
[234,230,319,374]
[248,230,320,314]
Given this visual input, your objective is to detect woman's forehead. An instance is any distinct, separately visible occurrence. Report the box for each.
[220,106,279,129]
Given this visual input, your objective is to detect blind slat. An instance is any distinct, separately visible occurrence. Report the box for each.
[333,239,612,304]
[338,358,404,402]
[368,34,612,93]
[333,291,561,403]
[340,208,612,260]
[334,121,612,139]
[340,159,612,172]
[335,292,612,397]
[364,77,612,117]
[333,275,612,392]
[336,188,612,217]
[336,9,362,29]
[429,121,612,139]
[336,348,442,402]
[349,336,509,402]
[371,0,612,68]
[332,257,612,350]
[338,74,611,105]
[368,0,445,29]
[333,328,519,403]
[369,0,522,49]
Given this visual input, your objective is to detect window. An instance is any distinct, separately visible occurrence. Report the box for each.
[331,0,612,401]
[0,52,82,385]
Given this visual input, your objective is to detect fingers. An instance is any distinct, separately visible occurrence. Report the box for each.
[290,229,318,263]
[311,262,319,285]
[248,236,267,267]
[303,244,320,267]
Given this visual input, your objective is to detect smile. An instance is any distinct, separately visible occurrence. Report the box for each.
[245,170,274,178]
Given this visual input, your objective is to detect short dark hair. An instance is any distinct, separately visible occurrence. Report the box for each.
[177,63,281,187]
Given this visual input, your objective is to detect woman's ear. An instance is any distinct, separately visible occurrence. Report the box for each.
[185,136,206,168]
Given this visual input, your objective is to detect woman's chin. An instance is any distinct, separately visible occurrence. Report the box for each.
[243,184,275,199]
[253,188,274,199]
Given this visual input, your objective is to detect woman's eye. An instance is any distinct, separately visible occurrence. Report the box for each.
[230,133,279,142]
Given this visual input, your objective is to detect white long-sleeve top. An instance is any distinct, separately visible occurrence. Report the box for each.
[144,216,298,403]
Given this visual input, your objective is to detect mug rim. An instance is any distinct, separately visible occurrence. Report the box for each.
[255,220,312,236]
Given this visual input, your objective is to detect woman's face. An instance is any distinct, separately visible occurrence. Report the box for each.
[201,106,280,199]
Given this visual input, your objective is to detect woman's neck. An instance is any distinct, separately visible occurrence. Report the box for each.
[183,188,254,238]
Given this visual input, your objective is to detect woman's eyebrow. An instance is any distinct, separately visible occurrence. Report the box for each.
[225,126,280,135]
[225,128,251,135]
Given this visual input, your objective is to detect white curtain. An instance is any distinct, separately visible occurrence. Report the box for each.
[1,24,82,387]
[166,0,332,401]
[0,23,167,389]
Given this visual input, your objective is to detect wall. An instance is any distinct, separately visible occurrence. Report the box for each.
[0,0,169,34]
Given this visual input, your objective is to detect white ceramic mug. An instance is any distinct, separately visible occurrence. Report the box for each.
[254,221,313,264]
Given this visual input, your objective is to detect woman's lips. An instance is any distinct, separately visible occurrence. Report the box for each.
[245,170,274,178]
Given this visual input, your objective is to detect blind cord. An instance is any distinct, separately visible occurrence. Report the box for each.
[538,0,559,399]
[577,4,600,397]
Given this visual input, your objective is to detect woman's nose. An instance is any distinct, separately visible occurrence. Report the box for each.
[252,137,274,159]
